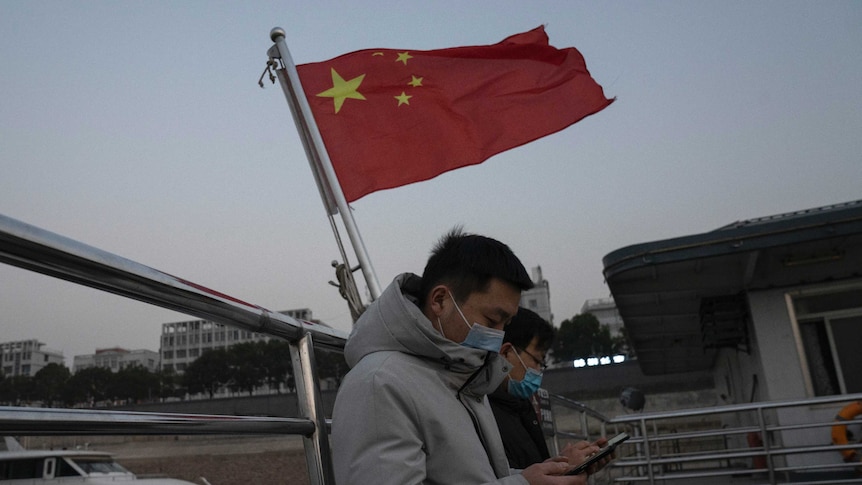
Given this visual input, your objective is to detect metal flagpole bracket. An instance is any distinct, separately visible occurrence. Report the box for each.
[328,260,366,322]
[258,59,277,88]
[262,30,286,86]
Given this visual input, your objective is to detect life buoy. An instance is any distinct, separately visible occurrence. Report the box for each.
[831,401,862,462]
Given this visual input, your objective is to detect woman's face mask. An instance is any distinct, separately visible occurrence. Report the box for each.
[507,349,543,399]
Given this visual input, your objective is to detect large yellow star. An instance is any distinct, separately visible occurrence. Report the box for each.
[396,51,413,65]
[316,68,366,113]
[394,91,412,106]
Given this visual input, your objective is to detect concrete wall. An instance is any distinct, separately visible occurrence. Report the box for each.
[712,291,769,409]
[117,362,714,419]
[543,360,714,403]
[748,288,807,402]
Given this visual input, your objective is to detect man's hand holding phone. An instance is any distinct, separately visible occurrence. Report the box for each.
[560,440,601,470]
[564,432,629,475]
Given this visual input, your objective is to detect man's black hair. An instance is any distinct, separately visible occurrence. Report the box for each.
[504,307,555,352]
[419,227,533,307]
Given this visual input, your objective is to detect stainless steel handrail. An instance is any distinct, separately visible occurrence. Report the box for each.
[549,394,613,423]
[547,393,616,452]
[0,212,347,485]
[549,391,862,484]
[608,394,862,421]
[0,213,348,350]
[0,406,316,436]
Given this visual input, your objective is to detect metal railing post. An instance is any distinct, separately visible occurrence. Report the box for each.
[641,417,654,484]
[550,407,561,456]
[757,406,776,485]
[289,333,335,485]
[580,410,589,441]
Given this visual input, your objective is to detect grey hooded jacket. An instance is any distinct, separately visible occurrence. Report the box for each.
[331,273,529,485]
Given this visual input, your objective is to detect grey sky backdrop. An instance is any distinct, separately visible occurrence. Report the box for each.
[1,1,860,367]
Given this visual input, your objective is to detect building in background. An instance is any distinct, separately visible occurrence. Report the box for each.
[581,297,624,337]
[72,347,159,374]
[520,266,553,325]
[159,308,313,373]
[0,339,64,377]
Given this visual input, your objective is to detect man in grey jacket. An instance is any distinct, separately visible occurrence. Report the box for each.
[332,229,594,484]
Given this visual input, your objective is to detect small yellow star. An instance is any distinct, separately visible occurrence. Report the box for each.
[394,91,412,106]
[396,51,413,65]
[316,68,366,113]
[408,75,423,87]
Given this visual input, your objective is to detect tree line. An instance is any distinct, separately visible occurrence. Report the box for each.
[549,313,630,363]
[0,313,625,407]
[0,340,348,408]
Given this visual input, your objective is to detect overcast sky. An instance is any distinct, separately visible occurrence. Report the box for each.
[1,1,860,366]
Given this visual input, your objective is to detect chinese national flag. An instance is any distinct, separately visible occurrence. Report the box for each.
[296,26,613,203]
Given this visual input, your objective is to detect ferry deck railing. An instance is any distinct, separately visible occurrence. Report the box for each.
[548,392,862,484]
[0,212,346,485]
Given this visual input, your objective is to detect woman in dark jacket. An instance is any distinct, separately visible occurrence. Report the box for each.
[490,307,611,472]
[489,383,551,468]
[489,307,555,468]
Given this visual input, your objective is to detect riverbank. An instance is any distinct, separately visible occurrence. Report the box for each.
[24,435,309,485]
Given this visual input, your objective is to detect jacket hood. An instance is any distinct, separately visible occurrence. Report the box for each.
[344,273,510,394]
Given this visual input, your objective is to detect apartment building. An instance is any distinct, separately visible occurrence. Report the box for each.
[72,347,160,373]
[159,308,313,373]
[0,339,64,377]
[580,297,624,337]
[520,266,553,325]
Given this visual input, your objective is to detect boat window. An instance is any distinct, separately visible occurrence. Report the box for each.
[794,287,862,396]
[1,458,42,479]
[71,457,131,474]
[798,318,841,396]
[58,457,83,477]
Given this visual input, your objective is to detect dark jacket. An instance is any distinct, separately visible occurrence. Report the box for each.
[489,387,551,469]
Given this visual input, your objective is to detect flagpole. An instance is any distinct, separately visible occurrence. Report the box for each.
[268,27,382,301]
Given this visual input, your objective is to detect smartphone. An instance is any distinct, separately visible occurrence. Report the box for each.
[565,432,630,475]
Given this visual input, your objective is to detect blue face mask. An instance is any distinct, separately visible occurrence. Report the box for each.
[448,291,505,353]
[508,351,543,399]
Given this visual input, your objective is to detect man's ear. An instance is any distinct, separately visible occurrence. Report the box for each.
[499,342,515,358]
[427,284,450,318]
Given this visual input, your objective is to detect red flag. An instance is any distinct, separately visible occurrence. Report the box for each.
[297,26,613,202]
